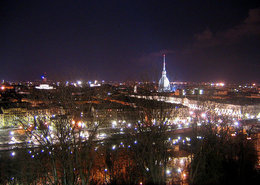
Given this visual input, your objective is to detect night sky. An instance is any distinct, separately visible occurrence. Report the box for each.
[0,0,259,82]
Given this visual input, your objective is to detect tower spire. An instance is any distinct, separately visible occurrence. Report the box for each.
[163,54,166,71]
[158,53,171,92]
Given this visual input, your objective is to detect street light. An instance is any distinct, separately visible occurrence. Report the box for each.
[11,152,15,157]
[104,168,108,183]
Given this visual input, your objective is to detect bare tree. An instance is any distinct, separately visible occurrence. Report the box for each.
[189,121,259,185]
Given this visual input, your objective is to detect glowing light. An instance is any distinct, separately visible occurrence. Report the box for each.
[11,152,15,157]
[48,126,53,131]
[35,84,54,90]
[112,121,117,128]
[166,169,171,175]
[97,133,107,139]
[216,82,225,87]
[201,113,206,118]
[177,168,181,173]
[186,137,191,142]
[77,81,82,85]
[78,122,82,127]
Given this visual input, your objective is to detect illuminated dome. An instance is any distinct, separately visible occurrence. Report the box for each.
[158,54,171,92]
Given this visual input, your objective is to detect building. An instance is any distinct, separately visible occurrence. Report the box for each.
[158,54,171,92]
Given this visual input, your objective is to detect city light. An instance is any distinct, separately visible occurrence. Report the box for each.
[77,81,82,85]
[201,113,206,118]
[112,121,117,128]
[11,152,15,157]
[216,82,225,87]
[78,122,82,127]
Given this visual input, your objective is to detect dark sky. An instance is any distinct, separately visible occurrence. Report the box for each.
[0,0,259,82]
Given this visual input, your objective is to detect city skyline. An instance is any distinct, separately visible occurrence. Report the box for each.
[0,0,259,82]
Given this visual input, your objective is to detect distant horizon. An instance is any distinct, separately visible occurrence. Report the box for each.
[1,77,259,85]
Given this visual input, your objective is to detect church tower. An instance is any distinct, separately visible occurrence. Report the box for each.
[158,54,171,92]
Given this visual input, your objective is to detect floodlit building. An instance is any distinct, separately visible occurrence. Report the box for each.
[158,54,171,92]
[35,84,54,90]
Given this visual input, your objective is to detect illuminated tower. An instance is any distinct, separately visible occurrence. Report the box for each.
[158,54,171,92]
